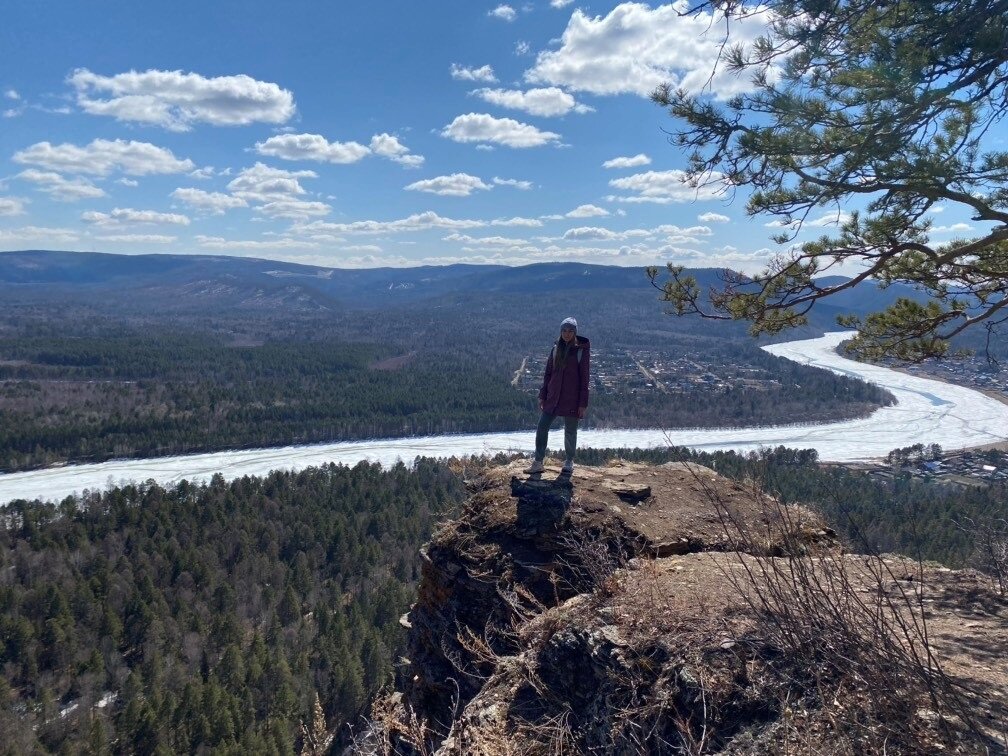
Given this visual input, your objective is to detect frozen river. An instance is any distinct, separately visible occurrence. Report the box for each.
[2,331,1007,504]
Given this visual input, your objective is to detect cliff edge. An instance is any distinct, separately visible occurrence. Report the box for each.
[354,459,1008,755]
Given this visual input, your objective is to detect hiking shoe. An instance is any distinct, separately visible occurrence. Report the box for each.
[562,459,574,474]
[524,459,545,474]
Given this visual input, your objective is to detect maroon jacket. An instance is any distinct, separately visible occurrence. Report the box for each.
[538,335,590,417]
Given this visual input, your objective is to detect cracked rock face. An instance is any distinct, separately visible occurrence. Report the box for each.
[357,460,1008,755]
[385,460,836,749]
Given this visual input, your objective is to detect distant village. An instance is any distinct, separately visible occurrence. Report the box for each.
[864,443,1008,487]
[899,359,1008,398]
[516,348,784,396]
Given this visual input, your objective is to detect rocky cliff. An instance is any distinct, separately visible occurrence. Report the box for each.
[353,459,1008,755]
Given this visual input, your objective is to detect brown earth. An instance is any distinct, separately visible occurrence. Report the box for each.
[354,460,1008,755]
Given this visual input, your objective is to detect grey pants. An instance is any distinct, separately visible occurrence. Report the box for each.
[534,412,578,462]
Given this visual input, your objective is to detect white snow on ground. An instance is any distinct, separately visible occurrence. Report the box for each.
[1,332,1006,505]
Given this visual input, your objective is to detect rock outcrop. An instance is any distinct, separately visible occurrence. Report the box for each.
[356,460,1008,755]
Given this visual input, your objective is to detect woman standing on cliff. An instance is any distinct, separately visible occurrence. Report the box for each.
[525,317,590,475]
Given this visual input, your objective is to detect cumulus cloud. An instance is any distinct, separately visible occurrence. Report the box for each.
[16,169,106,201]
[443,233,530,247]
[227,163,330,219]
[13,138,194,176]
[96,234,177,244]
[82,207,191,226]
[489,4,516,21]
[698,211,729,223]
[294,211,489,236]
[254,132,423,167]
[550,0,574,7]
[0,197,26,216]
[4,89,19,100]
[117,178,139,187]
[566,204,609,218]
[0,225,80,244]
[170,188,248,215]
[68,68,295,131]
[932,222,973,234]
[563,226,619,240]
[227,163,317,203]
[602,153,651,169]
[369,133,424,167]
[491,216,542,226]
[492,177,534,190]
[255,133,370,164]
[195,235,319,250]
[525,2,772,99]
[807,211,852,227]
[471,86,591,117]
[607,169,726,203]
[450,64,498,83]
[442,113,561,148]
[405,173,492,197]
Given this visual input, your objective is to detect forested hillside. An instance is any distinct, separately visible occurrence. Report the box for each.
[2,448,1005,752]
[0,460,465,753]
[0,290,891,472]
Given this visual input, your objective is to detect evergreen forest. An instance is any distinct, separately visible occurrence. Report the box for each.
[1,448,1006,752]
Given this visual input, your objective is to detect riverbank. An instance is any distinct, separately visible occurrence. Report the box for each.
[2,332,1006,504]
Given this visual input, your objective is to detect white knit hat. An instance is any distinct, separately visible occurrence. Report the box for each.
[561,317,577,330]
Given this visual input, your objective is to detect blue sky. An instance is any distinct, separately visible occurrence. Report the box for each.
[0,1,985,269]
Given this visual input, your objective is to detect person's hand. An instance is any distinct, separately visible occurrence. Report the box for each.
[577,407,586,419]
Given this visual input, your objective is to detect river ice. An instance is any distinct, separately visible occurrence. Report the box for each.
[2,331,1006,504]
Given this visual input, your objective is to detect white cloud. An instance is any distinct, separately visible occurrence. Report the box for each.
[188,166,217,179]
[550,0,574,7]
[489,4,517,21]
[566,204,609,218]
[515,41,532,56]
[807,211,852,227]
[927,205,945,214]
[492,177,533,190]
[116,177,139,187]
[227,163,317,203]
[607,169,726,203]
[294,211,489,235]
[369,133,424,167]
[443,233,530,246]
[195,235,319,251]
[405,173,492,197]
[491,216,542,226]
[255,199,331,219]
[170,188,248,215]
[471,86,590,117]
[16,169,106,201]
[442,112,561,148]
[932,223,973,234]
[563,226,619,240]
[450,64,498,83]
[0,225,80,244]
[68,68,295,131]
[4,89,19,100]
[254,132,423,167]
[698,211,729,223]
[0,197,26,216]
[654,223,712,236]
[525,2,772,99]
[226,163,329,219]
[96,234,177,244]
[602,153,651,169]
[82,207,191,226]
[13,138,194,176]
[255,133,371,164]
